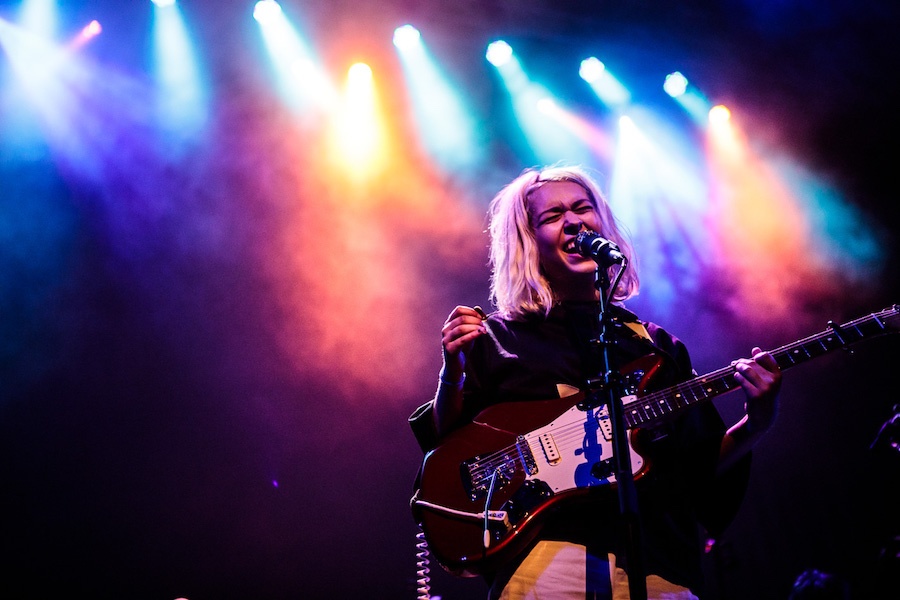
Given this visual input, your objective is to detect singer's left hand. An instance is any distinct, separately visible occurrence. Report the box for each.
[732,347,781,434]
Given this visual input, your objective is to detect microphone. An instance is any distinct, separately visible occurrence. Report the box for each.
[574,230,626,267]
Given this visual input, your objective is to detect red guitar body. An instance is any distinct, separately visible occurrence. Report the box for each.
[410,305,899,577]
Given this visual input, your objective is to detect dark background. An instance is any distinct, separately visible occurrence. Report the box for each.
[2,1,898,599]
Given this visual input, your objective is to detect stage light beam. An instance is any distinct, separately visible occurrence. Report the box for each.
[152,1,207,139]
[664,71,711,126]
[393,25,482,173]
[18,0,58,38]
[580,56,630,110]
[254,1,335,114]
[489,46,590,165]
[537,99,615,162]
[329,62,389,181]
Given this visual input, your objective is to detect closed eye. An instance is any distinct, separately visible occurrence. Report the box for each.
[538,213,562,225]
[535,200,595,226]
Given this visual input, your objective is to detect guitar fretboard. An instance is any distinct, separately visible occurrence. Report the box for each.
[623,306,899,428]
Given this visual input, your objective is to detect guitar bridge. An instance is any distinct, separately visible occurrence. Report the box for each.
[461,435,537,501]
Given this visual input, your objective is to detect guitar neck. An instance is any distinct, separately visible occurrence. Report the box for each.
[624,306,899,429]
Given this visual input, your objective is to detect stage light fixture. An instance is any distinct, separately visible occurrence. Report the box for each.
[709,104,731,125]
[485,40,512,67]
[253,0,282,24]
[663,71,688,98]
[393,24,420,50]
[579,57,605,83]
[348,62,372,82]
[82,20,101,37]
[69,19,102,49]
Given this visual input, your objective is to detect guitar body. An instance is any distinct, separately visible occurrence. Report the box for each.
[412,304,900,577]
[413,354,663,577]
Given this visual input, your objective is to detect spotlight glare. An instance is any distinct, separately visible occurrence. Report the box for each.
[618,114,636,132]
[253,0,283,24]
[663,71,688,98]
[82,20,102,37]
[151,0,177,7]
[393,24,420,50]
[70,19,102,48]
[579,57,605,83]
[537,97,556,114]
[485,40,512,67]
[709,104,731,125]
[348,62,372,82]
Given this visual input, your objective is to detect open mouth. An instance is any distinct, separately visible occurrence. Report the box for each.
[563,239,579,254]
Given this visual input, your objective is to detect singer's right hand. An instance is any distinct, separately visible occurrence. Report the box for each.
[440,305,488,379]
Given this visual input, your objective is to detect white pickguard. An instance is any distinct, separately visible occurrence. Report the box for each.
[519,401,643,492]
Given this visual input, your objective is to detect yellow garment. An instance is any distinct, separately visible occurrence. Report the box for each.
[624,320,652,343]
[497,540,698,600]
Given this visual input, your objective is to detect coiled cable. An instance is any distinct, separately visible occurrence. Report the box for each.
[415,527,432,600]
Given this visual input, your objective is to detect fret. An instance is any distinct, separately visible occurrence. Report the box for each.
[700,375,728,396]
[849,326,866,342]
[822,335,845,351]
[627,405,642,423]
[684,385,701,405]
[658,396,673,414]
[617,306,898,430]
[627,405,643,427]
[860,320,887,338]
[689,384,709,404]
[776,351,794,368]
[718,374,737,394]
[695,384,707,402]
[816,337,838,353]
[789,344,812,363]
[625,410,639,428]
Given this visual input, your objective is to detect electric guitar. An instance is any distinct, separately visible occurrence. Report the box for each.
[411,305,900,577]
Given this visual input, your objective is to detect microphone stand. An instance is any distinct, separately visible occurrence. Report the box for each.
[588,260,647,600]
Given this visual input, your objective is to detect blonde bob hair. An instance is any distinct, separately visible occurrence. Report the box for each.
[487,165,639,320]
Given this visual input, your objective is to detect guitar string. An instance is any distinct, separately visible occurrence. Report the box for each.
[467,309,893,487]
[467,375,722,485]
[466,371,739,486]
[464,384,708,486]
[466,374,737,487]
[468,417,615,486]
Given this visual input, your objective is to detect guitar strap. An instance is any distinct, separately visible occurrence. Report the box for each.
[615,311,690,384]
[623,320,651,343]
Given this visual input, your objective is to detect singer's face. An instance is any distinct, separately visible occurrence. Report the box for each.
[528,181,602,299]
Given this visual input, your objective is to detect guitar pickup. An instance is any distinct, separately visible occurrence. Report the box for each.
[595,404,617,441]
[538,433,561,465]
